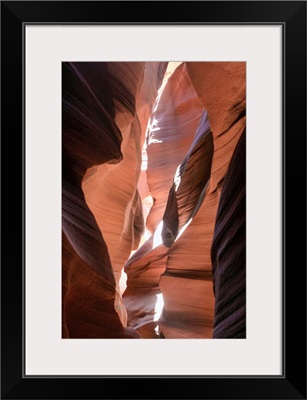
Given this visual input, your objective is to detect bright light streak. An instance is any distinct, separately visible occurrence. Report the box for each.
[174,164,182,191]
[153,293,164,322]
[175,217,193,242]
[153,220,164,248]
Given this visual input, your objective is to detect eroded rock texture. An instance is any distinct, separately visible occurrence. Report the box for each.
[211,130,246,338]
[186,62,246,338]
[62,62,165,337]
[62,61,246,339]
[124,63,209,337]
[82,62,167,326]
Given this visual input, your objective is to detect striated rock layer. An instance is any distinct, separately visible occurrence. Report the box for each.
[62,62,139,337]
[158,63,246,338]
[123,63,207,336]
[62,62,166,337]
[82,62,166,326]
[211,130,246,338]
[146,62,204,232]
[186,62,246,338]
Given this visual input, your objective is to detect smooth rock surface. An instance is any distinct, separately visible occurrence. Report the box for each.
[62,61,246,339]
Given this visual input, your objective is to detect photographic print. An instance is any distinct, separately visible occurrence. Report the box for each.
[62,61,246,339]
[2,0,306,396]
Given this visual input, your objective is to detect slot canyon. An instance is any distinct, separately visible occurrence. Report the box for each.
[62,61,246,339]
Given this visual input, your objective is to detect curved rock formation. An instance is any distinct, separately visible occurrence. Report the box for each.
[157,62,246,338]
[186,62,246,338]
[82,62,166,326]
[123,63,207,336]
[211,130,246,338]
[62,62,165,337]
[162,111,213,247]
[145,62,204,233]
[62,62,139,338]
[158,111,215,338]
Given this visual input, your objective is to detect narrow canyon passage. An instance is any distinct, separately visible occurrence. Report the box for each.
[62,61,246,339]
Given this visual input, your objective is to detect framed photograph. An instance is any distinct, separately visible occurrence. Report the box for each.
[1,1,306,399]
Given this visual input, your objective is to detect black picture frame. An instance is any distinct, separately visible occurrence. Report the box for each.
[1,1,306,399]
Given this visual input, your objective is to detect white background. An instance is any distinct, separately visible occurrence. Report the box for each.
[25,25,282,376]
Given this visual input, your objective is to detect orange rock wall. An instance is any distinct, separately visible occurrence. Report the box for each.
[62,61,246,339]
